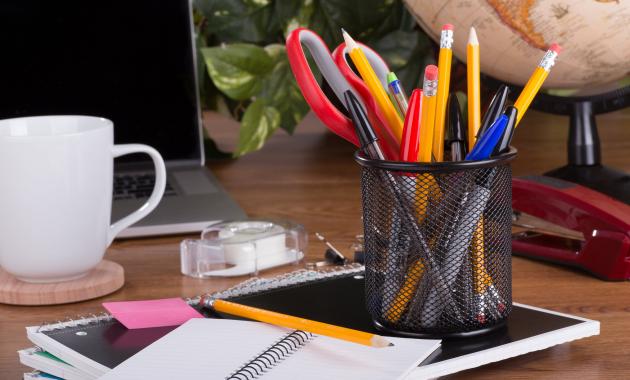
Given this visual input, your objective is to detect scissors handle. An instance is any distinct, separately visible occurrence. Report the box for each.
[286,28,359,146]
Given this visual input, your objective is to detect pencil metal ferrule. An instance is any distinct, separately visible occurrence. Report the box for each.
[422,79,437,97]
[440,29,454,49]
[539,50,558,72]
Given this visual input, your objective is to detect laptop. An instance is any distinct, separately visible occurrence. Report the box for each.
[0,0,246,237]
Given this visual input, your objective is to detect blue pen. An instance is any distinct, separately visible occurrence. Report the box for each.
[465,115,508,161]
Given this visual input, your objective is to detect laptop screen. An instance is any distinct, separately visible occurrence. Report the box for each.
[0,0,201,163]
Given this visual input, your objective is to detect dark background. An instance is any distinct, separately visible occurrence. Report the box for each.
[0,0,201,161]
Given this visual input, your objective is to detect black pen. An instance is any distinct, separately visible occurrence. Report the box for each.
[446,94,466,161]
[492,106,518,155]
[478,84,510,138]
[345,89,401,315]
[343,91,385,160]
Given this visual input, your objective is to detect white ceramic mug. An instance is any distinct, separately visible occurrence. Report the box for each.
[0,116,166,283]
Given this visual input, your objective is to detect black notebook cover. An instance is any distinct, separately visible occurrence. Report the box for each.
[38,274,596,377]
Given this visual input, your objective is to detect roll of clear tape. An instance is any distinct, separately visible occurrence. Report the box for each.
[180,220,306,278]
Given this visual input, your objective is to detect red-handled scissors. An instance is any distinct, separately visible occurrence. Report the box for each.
[286,28,399,160]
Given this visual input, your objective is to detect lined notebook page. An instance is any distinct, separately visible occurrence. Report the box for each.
[99,319,440,380]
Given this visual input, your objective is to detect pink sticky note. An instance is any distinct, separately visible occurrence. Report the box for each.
[103,298,204,329]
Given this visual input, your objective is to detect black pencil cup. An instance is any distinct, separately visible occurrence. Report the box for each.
[355,149,517,338]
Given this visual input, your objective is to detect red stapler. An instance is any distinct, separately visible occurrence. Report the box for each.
[512,175,630,280]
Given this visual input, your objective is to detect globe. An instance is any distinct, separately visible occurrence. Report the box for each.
[404,0,630,93]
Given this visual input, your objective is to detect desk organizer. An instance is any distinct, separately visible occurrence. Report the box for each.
[355,149,516,338]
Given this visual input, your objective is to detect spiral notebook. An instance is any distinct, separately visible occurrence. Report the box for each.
[25,264,599,379]
[18,347,91,380]
[97,318,440,380]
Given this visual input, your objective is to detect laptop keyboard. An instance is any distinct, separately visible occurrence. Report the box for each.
[113,173,177,200]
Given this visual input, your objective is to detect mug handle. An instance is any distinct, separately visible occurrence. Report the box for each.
[108,144,167,244]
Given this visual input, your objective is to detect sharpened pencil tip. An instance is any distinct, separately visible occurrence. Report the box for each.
[468,26,478,45]
[371,335,394,348]
[341,28,358,51]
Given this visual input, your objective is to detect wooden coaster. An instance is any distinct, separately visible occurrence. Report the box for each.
[0,260,124,305]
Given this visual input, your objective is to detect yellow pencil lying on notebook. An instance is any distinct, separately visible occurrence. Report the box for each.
[203,298,393,348]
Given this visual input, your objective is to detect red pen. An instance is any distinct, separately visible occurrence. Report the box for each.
[400,89,423,162]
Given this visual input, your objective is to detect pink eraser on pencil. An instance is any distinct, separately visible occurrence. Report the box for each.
[103,298,204,329]
[442,24,454,31]
[425,65,438,81]
[549,43,562,54]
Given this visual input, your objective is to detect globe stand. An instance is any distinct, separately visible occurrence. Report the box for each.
[531,86,630,205]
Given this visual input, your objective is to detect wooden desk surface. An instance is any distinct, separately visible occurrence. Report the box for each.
[2,110,630,379]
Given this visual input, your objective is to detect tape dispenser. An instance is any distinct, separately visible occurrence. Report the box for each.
[180,220,307,277]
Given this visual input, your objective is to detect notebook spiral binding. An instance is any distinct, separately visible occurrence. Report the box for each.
[226,330,314,380]
[24,346,44,355]
[36,313,114,333]
[33,264,365,333]
[193,263,365,307]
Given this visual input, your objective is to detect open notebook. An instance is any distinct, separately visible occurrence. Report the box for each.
[98,319,441,380]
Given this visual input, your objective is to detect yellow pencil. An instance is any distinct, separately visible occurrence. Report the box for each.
[388,68,441,323]
[415,65,440,221]
[415,173,442,223]
[471,219,492,295]
[342,29,404,143]
[418,65,438,163]
[206,298,393,348]
[467,27,481,148]
[432,24,454,162]
[416,66,441,223]
[514,43,561,126]
[385,259,425,323]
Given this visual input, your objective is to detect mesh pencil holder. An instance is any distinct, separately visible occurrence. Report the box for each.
[355,149,517,338]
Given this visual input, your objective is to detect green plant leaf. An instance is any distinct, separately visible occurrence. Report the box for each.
[195,0,276,44]
[201,44,274,100]
[283,0,315,37]
[260,44,310,134]
[308,0,402,47]
[235,99,281,156]
[372,0,417,35]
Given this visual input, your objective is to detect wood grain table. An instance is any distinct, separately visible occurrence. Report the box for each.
[2,110,630,379]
